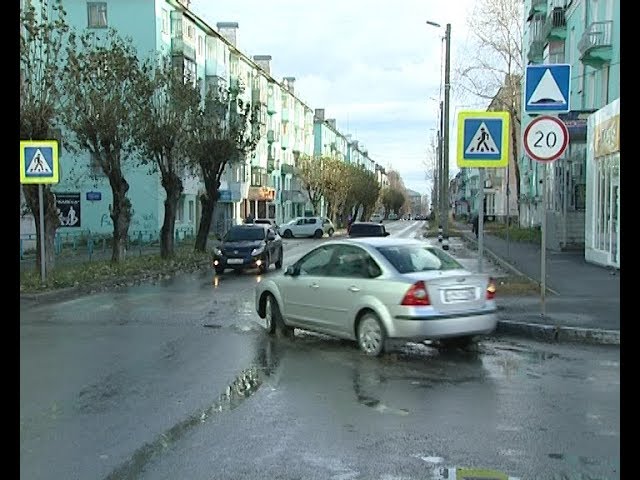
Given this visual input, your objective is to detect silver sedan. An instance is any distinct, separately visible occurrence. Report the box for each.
[255,237,498,356]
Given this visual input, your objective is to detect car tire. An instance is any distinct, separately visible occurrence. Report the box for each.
[314,229,323,239]
[263,294,277,335]
[275,249,283,269]
[357,312,386,357]
[283,229,293,238]
[267,295,293,338]
[328,228,334,237]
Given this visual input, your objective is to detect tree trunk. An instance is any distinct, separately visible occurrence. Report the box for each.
[22,184,59,276]
[194,193,215,252]
[160,173,183,259]
[108,171,131,263]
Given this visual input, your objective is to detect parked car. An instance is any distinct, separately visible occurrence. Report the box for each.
[348,222,390,238]
[369,213,383,223]
[277,216,335,239]
[253,218,278,229]
[255,237,498,356]
[213,224,283,275]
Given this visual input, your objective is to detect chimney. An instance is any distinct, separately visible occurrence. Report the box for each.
[216,22,239,46]
[253,55,272,75]
[283,76,296,94]
[314,108,325,121]
[327,119,336,129]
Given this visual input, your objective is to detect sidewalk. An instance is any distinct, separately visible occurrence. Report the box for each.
[435,221,620,346]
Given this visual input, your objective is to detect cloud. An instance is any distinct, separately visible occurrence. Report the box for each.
[190,0,480,196]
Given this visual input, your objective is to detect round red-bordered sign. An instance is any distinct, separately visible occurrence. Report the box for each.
[523,115,569,163]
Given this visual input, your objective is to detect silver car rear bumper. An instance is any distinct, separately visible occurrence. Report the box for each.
[388,312,498,340]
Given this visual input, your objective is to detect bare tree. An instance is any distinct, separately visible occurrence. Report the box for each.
[135,55,199,258]
[454,0,523,201]
[20,0,69,275]
[62,29,144,262]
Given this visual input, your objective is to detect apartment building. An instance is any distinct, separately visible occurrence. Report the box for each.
[521,0,619,262]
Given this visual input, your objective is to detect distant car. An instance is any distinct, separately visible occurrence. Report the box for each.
[213,224,283,275]
[253,218,278,229]
[388,213,398,221]
[369,213,383,223]
[348,222,390,238]
[255,237,498,356]
[278,216,335,239]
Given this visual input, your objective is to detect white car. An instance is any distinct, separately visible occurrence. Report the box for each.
[278,216,335,239]
[255,237,498,356]
[369,213,383,223]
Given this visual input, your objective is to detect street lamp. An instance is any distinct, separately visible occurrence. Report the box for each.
[426,20,451,239]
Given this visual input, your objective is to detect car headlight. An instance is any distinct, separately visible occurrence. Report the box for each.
[251,246,265,256]
[214,247,222,256]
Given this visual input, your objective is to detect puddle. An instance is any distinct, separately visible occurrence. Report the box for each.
[102,339,279,480]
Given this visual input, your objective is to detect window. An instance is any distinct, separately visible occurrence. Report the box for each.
[161,9,169,34]
[297,246,337,276]
[305,218,317,224]
[87,2,107,28]
[183,57,196,86]
[377,245,462,274]
[197,35,203,56]
[188,201,194,222]
[177,196,184,222]
[330,245,381,278]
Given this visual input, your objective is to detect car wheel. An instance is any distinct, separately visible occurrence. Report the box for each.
[275,249,283,269]
[266,294,293,338]
[357,312,386,357]
[314,229,323,239]
[283,229,293,238]
[328,228,334,237]
[263,294,277,335]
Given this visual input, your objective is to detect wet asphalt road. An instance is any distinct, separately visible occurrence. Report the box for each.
[20,222,620,480]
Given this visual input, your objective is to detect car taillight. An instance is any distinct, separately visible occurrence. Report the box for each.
[486,277,496,299]
[401,281,431,306]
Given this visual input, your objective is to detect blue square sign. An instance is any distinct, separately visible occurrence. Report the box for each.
[525,64,571,113]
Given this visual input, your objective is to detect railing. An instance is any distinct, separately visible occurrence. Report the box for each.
[578,21,613,55]
[544,7,567,39]
[20,227,196,265]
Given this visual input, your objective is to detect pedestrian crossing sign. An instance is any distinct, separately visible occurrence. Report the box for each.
[457,111,510,168]
[20,140,59,184]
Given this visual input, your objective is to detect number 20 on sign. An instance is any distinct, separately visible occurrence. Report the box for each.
[523,115,569,163]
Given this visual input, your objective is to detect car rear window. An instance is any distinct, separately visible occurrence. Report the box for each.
[349,224,384,236]
[376,245,462,273]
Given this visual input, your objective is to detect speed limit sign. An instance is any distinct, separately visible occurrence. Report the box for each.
[523,115,569,162]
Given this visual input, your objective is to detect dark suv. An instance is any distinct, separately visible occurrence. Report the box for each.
[348,222,390,238]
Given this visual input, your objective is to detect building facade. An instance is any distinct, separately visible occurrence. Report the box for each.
[521,0,620,255]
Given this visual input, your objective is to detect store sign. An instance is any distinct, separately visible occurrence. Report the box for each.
[55,192,81,227]
[594,114,620,158]
[247,186,276,202]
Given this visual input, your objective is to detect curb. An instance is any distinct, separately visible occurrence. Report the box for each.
[457,231,559,296]
[496,320,619,346]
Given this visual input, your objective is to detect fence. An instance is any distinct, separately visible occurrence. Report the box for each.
[20,226,196,266]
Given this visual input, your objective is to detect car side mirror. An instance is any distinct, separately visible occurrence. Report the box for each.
[384,231,390,236]
[284,265,297,276]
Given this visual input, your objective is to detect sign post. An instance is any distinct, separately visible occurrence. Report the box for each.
[456,111,510,273]
[522,115,569,317]
[20,140,60,284]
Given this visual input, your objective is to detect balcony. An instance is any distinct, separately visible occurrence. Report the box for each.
[267,98,276,115]
[171,37,196,60]
[281,189,307,203]
[280,135,289,150]
[281,163,294,175]
[544,7,567,41]
[527,15,546,64]
[578,21,614,68]
[170,12,196,60]
[527,0,547,21]
[267,129,275,144]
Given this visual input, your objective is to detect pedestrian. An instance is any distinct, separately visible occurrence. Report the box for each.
[347,214,353,234]
[471,213,479,239]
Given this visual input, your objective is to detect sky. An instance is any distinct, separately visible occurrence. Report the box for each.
[190,0,489,197]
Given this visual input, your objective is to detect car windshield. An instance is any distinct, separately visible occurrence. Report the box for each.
[376,245,463,273]
[224,227,265,241]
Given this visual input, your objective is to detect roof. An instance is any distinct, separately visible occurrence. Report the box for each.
[323,237,425,248]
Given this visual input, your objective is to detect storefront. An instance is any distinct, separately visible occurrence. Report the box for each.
[244,186,276,221]
[585,98,620,268]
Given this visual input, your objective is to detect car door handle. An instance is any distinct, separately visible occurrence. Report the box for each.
[309,283,320,289]
[348,286,361,293]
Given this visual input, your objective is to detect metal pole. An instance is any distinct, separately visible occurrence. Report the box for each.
[438,101,444,228]
[38,184,46,284]
[541,166,547,317]
[506,159,510,258]
[442,23,451,237]
[478,168,485,273]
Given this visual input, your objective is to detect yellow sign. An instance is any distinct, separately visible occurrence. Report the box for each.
[20,140,60,184]
[594,114,620,158]
[457,111,510,168]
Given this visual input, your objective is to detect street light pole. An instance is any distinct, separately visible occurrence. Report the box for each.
[442,23,451,239]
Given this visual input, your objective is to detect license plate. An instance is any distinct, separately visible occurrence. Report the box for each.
[444,288,475,302]
[227,258,244,265]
